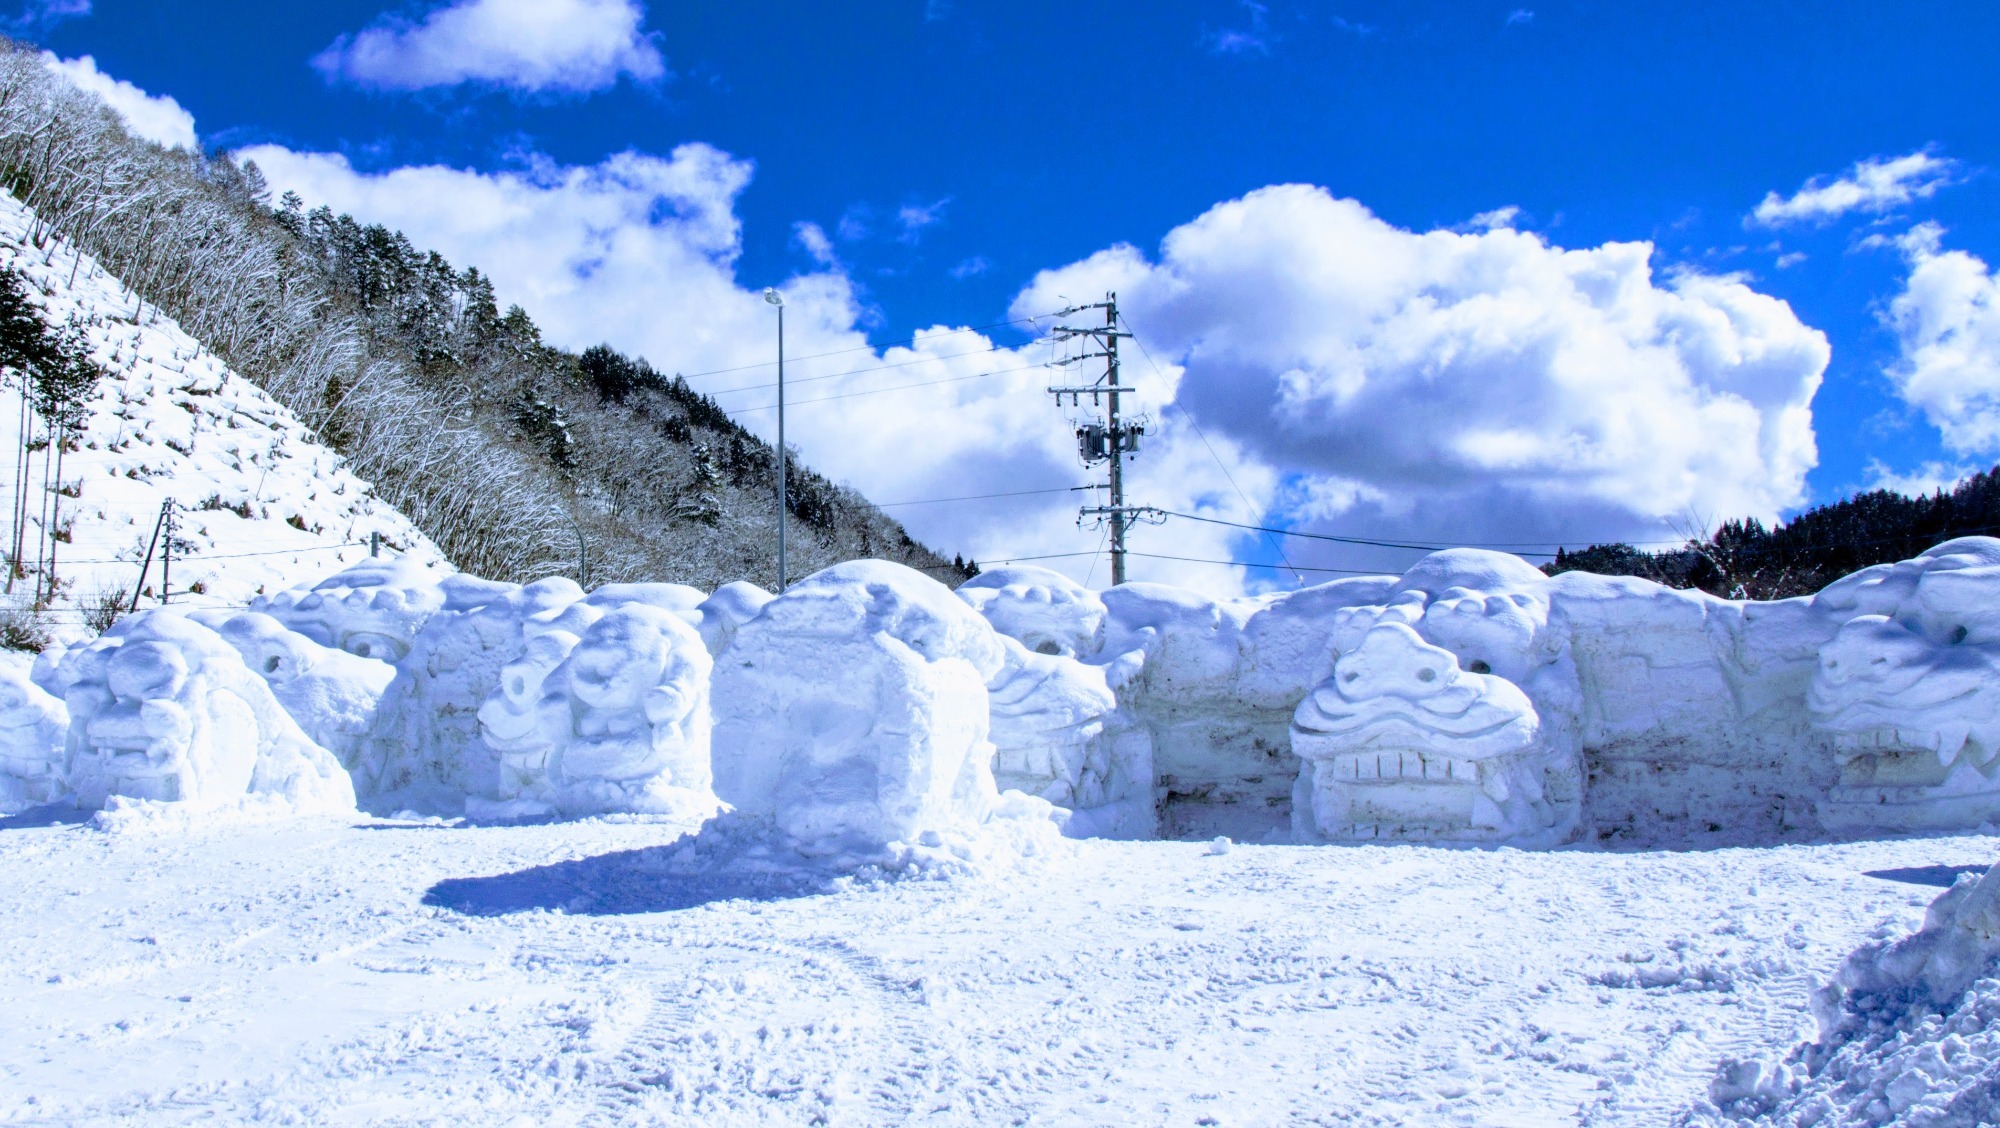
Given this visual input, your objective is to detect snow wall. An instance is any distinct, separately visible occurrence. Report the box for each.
[7,537,2000,848]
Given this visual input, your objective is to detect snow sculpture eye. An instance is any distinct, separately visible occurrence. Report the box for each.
[343,631,406,662]
[1953,625,1969,644]
[263,655,281,674]
[1467,659,1492,675]
[1417,667,1437,683]
[1035,640,1061,655]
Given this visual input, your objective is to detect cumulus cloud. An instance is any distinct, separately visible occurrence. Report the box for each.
[314,0,664,93]
[1883,223,2000,455]
[1750,150,1958,229]
[42,53,197,150]
[1013,186,1830,572]
[247,151,1832,592]
[6,0,88,33]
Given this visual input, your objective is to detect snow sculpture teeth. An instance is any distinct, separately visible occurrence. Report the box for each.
[57,611,354,814]
[1807,538,2000,833]
[959,568,1155,839]
[0,665,69,812]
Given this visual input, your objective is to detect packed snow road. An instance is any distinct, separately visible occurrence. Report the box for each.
[0,815,1987,1127]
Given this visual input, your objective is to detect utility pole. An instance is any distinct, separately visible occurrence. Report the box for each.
[763,288,788,591]
[1048,292,1161,585]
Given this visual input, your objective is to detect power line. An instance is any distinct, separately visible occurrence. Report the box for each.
[720,361,1049,416]
[674,313,1056,385]
[701,340,1022,396]
[839,485,1089,511]
[56,541,365,566]
[1117,311,1307,586]
[1128,550,1393,576]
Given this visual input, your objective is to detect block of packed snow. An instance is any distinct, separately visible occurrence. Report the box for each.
[0,664,69,811]
[709,560,1014,857]
[1548,571,1834,842]
[585,582,709,629]
[1807,537,2000,833]
[477,603,714,818]
[252,557,452,663]
[211,611,395,771]
[57,611,354,814]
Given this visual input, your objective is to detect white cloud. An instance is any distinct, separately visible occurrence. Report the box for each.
[41,53,197,150]
[1750,150,1957,229]
[1505,9,1534,25]
[793,221,837,267]
[1865,459,1975,498]
[950,255,991,279]
[1463,206,1520,231]
[1013,185,1830,572]
[313,0,664,93]
[896,198,949,242]
[1883,223,2000,455]
[6,0,88,32]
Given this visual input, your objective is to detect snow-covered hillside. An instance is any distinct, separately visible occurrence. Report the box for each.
[0,191,442,638]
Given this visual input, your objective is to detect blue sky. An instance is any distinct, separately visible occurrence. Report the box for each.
[17,0,2000,588]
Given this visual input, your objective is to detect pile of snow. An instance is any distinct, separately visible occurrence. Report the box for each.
[1697,862,2000,1125]
[0,189,443,638]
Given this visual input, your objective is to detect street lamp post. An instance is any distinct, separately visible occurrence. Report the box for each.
[763,287,787,591]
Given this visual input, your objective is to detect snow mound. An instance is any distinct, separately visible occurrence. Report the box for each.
[1697,862,2000,1125]
[0,660,66,812]
[208,610,395,771]
[57,609,354,816]
[710,560,1062,864]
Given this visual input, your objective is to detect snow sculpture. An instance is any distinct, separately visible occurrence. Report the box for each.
[710,560,1016,856]
[212,612,395,771]
[958,566,1108,658]
[0,665,69,811]
[476,603,714,818]
[362,576,596,810]
[1290,551,1583,847]
[252,557,449,662]
[1807,537,2000,832]
[696,580,774,656]
[58,611,354,813]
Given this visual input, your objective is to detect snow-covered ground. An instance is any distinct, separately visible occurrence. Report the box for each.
[0,811,1988,1125]
[0,192,442,640]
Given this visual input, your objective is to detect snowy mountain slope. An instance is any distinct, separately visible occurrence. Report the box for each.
[0,190,444,637]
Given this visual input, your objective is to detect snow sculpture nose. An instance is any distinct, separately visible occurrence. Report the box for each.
[1334,623,1462,702]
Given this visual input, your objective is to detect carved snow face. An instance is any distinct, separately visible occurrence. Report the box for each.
[1293,623,1553,842]
[253,558,448,663]
[1291,569,1581,846]
[61,613,355,814]
[958,566,1107,659]
[1809,546,2000,830]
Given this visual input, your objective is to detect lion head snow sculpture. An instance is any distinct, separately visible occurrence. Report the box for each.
[252,557,450,663]
[1808,537,2000,832]
[957,566,1107,659]
[212,612,395,772]
[58,611,354,813]
[0,665,68,811]
[710,560,1016,857]
[477,603,714,818]
[363,575,596,811]
[958,567,1153,838]
[696,580,774,656]
[1290,550,1583,847]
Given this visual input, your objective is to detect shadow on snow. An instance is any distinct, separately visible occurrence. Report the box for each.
[423,840,838,917]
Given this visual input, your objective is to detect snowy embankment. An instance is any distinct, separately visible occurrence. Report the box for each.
[0,190,442,637]
[0,813,1988,1126]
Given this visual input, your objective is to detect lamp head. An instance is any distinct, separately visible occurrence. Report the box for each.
[763,287,783,307]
